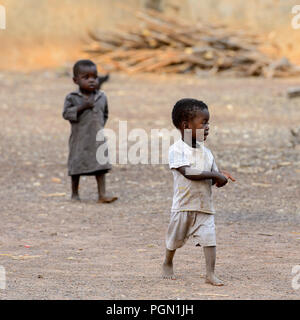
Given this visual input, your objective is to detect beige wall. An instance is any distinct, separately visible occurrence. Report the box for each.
[0,0,299,71]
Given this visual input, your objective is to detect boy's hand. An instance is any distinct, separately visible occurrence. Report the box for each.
[220,170,236,182]
[213,172,228,188]
[77,94,95,115]
[84,94,95,109]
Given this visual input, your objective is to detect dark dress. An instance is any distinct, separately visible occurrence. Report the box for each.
[63,90,112,176]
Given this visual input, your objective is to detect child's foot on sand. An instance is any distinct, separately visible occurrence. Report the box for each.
[98,196,118,203]
[205,274,224,286]
[71,194,81,201]
[162,262,176,280]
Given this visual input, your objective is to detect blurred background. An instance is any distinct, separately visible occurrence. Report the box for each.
[1,0,300,71]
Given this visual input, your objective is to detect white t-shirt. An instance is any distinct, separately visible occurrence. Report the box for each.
[169,139,219,214]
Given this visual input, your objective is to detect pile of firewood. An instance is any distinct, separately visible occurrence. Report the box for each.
[85,9,300,77]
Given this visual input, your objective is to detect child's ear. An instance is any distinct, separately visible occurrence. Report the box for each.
[182,121,189,129]
[73,77,78,85]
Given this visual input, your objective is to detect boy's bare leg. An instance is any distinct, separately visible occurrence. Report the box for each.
[162,249,176,279]
[203,246,224,286]
[95,174,118,203]
[71,175,80,201]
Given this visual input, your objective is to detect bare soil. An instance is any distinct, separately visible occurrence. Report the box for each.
[0,71,299,299]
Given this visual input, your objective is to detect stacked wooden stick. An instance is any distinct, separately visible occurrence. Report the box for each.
[85,9,300,77]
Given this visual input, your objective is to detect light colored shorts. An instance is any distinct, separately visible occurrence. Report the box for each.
[166,211,216,250]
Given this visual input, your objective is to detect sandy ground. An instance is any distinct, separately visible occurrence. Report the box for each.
[0,71,299,300]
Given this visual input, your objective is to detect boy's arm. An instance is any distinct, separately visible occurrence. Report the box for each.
[176,166,228,186]
[62,94,94,122]
[103,96,108,125]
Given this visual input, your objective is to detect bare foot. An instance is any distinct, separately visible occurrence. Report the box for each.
[162,262,176,280]
[98,196,118,204]
[205,274,224,286]
[71,194,81,202]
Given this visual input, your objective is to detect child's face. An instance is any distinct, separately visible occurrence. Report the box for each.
[182,109,210,145]
[73,66,98,92]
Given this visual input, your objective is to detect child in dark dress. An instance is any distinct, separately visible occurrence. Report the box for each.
[63,59,118,203]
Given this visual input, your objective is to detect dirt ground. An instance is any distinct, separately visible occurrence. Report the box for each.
[0,70,299,300]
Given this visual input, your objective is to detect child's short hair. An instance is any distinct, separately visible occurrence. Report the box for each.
[73,59,96,77]
[172,98,208,129]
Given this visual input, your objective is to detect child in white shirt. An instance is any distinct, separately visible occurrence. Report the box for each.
[163,98,235,286]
